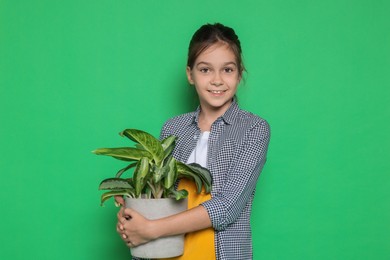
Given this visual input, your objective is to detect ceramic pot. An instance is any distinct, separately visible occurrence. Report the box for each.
[125,198,188,258]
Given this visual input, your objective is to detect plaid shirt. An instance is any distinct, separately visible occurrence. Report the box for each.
[160,100,270,260]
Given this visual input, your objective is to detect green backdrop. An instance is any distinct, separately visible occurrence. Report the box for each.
[1,0,389,259]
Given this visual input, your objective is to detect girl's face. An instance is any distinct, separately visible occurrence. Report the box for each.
[186,43,241,115]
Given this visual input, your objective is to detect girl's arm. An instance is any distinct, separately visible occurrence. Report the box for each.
[202,119,270,231]
[117,204,211,247]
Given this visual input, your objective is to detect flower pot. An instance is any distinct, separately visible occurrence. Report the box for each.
[125,197,188,259]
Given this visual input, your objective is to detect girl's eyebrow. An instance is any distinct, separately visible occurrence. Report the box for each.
[196,61,237,67]
[195,61,211,67]
[223,62,237,67]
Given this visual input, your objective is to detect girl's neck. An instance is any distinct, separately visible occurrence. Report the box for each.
[198,105,229,132]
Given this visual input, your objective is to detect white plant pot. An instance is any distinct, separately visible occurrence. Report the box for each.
[125,197,188,259]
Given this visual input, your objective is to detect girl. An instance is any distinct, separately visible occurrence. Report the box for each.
[116,23,270,260]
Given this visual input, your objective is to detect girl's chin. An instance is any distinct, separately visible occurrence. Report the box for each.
[201,98,233,110]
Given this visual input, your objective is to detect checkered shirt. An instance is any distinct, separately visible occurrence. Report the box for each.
[159,100,270,260]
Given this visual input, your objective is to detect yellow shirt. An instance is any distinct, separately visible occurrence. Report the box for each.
[159,178,216,260]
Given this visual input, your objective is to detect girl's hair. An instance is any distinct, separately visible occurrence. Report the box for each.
[187,23,245,78]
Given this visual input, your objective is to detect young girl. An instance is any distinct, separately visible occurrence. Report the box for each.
[116,23,270,260]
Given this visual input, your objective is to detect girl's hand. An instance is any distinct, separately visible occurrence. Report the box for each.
[114,196,125,207]
[116,207,156,248]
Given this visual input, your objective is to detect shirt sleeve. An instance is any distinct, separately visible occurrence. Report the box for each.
[159,120,172,140]
[201,119,271,231]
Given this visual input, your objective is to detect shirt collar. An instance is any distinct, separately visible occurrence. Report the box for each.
[191,98,239,126]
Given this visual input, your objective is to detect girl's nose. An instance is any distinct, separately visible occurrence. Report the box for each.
[211,81,223,86]
[211,73,223,86]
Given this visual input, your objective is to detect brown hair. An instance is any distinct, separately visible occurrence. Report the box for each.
[187,23,245,78]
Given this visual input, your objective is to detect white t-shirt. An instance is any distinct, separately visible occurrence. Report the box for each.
[186,131,210,168]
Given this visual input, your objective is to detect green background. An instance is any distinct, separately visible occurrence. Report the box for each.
[1,0,389,259]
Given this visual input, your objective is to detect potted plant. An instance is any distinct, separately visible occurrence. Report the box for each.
[93,128,212,258]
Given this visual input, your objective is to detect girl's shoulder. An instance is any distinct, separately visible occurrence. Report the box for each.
[163,111,196,127]
[160,111,197,138]
[233,107,270,131]
[231,108,270,144]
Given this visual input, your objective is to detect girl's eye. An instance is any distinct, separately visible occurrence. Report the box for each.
[200,68,210,73]
[224,67,234,73]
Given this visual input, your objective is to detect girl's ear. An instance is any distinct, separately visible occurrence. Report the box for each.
[237,70,243,84]
[186,67,194,85]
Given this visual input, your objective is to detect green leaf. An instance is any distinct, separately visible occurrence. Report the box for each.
[166,189,189,200]
[161,135,177,160]
[100,190,133,206]
[115,162,137,178]
[120,129,164,166]
[186,163,212,193]
[153,166,166,184]
[99,178,135,191]
[92,147,152,162]
[133,157,150,197]
[143,185,152,199]
[163,157,177,189]
[178,170,203,193]
[146,180,157,199]
[176,161,212,194]
[135,143,146,150]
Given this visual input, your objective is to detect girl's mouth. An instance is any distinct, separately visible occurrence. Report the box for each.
[208,90,226,94]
